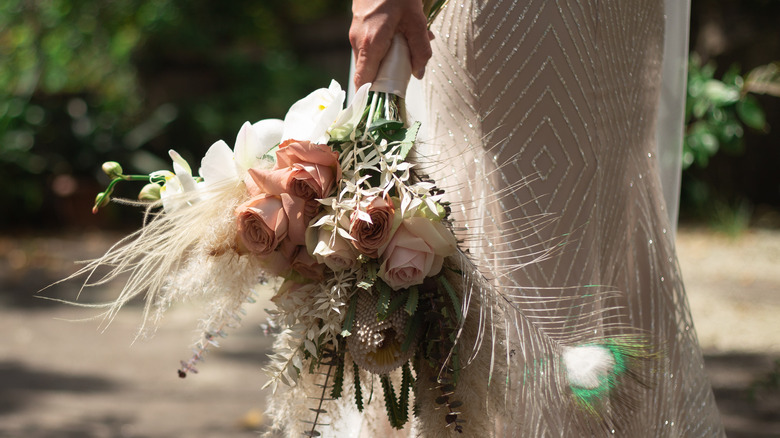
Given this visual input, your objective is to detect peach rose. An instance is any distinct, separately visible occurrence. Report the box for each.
[280,193,310,246]
[378,217,458,290]
[349,197,399,258]
[288,244,326,280]
[276,140,340,201]
[246,163,336,201]
[244,167,293,197]
[246,139,341,199]
[275,139,340,175]
[275,239,324,280]
[235,195,287,255]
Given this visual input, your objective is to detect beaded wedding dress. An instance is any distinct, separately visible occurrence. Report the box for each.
[403,0,725,436]
[276,1,725,436]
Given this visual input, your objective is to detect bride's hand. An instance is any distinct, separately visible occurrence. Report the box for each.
[349,0,434,88]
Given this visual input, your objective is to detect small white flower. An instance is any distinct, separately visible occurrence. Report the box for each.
[199,119,283,188]
[152,149,198,212]
[282,80,345,143]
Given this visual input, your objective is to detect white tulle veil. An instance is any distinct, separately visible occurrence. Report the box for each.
[656,0,692,234]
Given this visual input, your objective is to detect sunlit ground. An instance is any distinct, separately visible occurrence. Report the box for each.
[0,227,778,437]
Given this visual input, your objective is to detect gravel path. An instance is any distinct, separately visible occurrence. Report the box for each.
[0,228,778,437]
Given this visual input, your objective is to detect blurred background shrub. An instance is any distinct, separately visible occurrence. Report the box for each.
[0,0,778,231]
[0,0,351,230]
[683,0,780,230]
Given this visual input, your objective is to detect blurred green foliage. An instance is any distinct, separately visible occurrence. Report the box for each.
[3,0,779,230]
[682,56,779,229]
[683,56,779,169]
[0,0,349,229]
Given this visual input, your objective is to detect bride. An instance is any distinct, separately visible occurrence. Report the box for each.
[342,0,725,436]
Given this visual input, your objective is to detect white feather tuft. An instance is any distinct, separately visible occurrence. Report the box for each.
[562,344,615,390]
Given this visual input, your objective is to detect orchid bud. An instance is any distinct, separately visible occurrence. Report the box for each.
[102,161,123,179]
[92,192,110,214]
[138,183,162,201]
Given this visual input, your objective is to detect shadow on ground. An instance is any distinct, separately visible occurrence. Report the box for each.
[0,360,117,416]
[705,353,780,437]
[2,231,780,436]
[5,414,141,438]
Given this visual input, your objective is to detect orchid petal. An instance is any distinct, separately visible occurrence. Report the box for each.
[282,81,346,142]
[331,82,370,137]
[252,118,284,158]
[234,122,263,172]
[199,140,237,187]
[168,149,197,193]
[168,149,192,175]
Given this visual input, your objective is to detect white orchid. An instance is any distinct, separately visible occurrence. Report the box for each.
[329,82,371,141]
[282,80,346,143]
[199,119,284,188]
[152,149,199,212]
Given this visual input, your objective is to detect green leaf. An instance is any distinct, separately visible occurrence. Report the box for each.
[703,80,740,106]
[368,118,404,134]
[737,95,766,130]
[381,289,410,321]
[722,64,743,87]
[330,353,345,399]
[381,374,408,429]
[715,120,744,144]
[399,363,413,422]
[356,263,378,289]
[376,279,392,317]
[353,362,364,412]
[437,276,462,322]
[692,99,710,119]
[341,295,358,336]
[393,121,421,161]
[405,286,419,316]
[699,130,719,154]
[401,312,422,353]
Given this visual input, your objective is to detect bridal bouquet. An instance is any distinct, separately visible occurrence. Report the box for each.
[80,55,469,433]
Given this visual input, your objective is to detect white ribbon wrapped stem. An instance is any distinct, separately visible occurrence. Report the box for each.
[369,34,412,98]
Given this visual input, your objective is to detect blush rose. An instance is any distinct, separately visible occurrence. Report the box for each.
[378,217,458,290]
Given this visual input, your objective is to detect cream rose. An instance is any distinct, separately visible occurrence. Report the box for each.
[378,217,458,290]
[349,196,399,258]
[306,225,358,272]
[235,195,288,255]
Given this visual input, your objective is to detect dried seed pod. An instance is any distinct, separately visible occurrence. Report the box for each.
[347,291,418,374]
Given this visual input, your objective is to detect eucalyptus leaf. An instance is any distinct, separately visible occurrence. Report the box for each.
[394,121,421,161]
